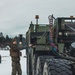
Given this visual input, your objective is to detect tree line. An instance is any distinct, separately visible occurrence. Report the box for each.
[0,32,26,48]
[0,32,12,48]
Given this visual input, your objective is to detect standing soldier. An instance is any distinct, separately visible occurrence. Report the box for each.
[10,38,22,75]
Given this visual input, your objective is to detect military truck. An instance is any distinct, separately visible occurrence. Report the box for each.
[23,15,75,75]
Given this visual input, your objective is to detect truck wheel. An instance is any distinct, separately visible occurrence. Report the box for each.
[33,54,38,75]
[36,56,42,75]
[43,59,73,75]
[36,56,53,75]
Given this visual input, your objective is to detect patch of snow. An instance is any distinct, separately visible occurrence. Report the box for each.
[0,50,27,75]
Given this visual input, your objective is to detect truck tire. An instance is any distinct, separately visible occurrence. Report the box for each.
[36,56,54,75]
[36,56,44,75]
[43,59,73,75]
[33,54,38,75]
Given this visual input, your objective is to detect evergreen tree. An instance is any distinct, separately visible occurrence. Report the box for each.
[5,35,10,42]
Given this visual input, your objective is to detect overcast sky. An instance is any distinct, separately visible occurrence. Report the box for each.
[0,0,75,37]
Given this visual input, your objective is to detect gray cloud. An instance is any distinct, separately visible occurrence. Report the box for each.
[0,0,75,37]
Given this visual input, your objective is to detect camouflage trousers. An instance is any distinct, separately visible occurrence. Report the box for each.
[11,57,22,75]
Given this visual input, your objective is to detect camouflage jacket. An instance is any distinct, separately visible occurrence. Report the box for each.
[10,44,22,57]
[10,44,19,51]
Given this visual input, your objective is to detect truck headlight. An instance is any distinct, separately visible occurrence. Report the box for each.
[59,32,62,36]
[64,32,68,36]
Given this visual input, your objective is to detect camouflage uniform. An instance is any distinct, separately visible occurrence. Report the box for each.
[10,43,22,75]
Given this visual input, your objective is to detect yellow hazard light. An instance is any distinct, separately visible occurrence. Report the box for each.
[70,16,74,18]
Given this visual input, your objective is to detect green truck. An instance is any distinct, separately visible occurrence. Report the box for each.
[21,15,75,75]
